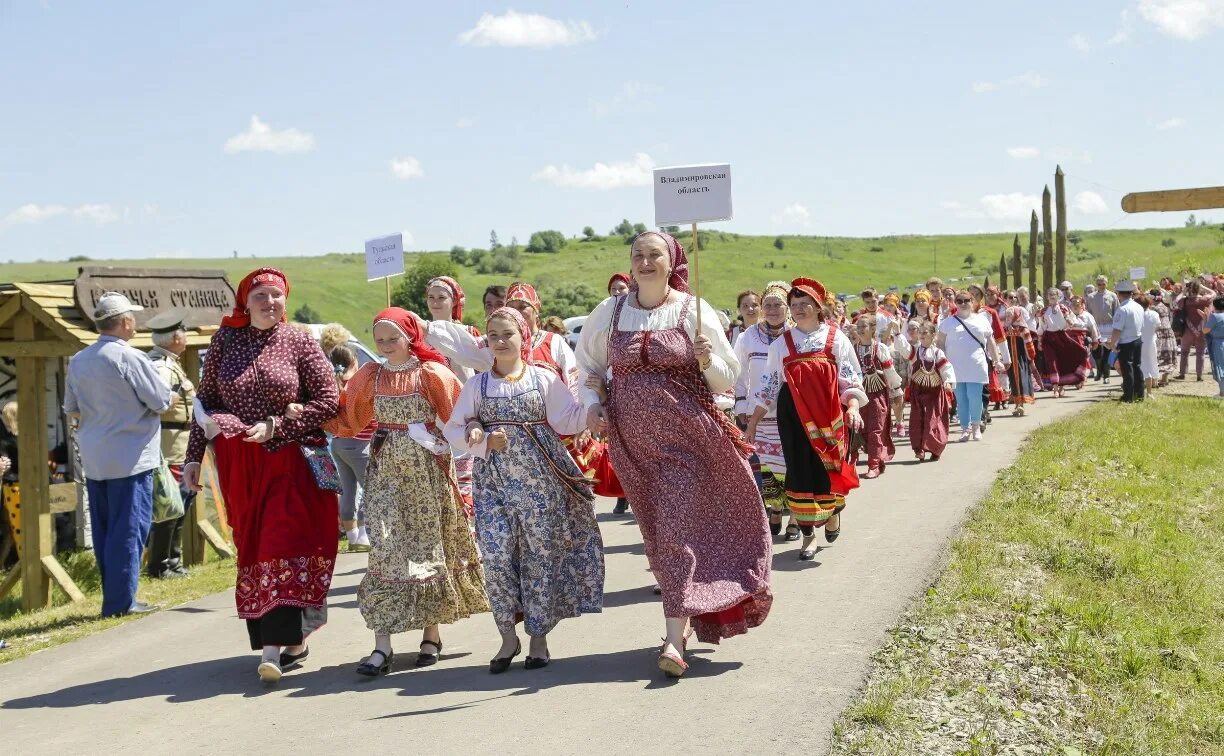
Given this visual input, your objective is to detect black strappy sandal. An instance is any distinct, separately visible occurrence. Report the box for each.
[416,639,442,668]
[489,639,521,674]
[356,649,393,677]
[768,512,783,537]
[824,512,842,543]
[784,524,802,542]
[798,535,819,561]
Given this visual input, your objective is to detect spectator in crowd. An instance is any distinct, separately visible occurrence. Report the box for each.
[329,344,372,553]
[1106,281,1145,403]
[1175,278,1216,381]
[145,311,196,579]
[1205,295,1224,398]
[65,292,175,616]
[1085,276,1118,383]
[1,401,20,567]
[541,315,568,336]
[483,285,507,319]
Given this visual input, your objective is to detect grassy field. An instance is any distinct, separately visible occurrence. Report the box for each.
[832,393,1224,754]
[4,225,1222,340]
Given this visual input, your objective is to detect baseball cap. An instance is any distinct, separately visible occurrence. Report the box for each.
[92,292,144,321]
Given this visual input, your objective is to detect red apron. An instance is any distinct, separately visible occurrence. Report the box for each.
[782,328,860,498]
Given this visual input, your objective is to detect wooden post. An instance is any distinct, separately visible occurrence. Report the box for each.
[999,253,1008,286]
[14,313,51,611]
[385,276,392,308]
[180,346,206,566]
[1041,185,1054,295]
[1012,234,1022,290]
[691,222,702,332]
[1028,211,1038,294]
[1055,165,1068,286]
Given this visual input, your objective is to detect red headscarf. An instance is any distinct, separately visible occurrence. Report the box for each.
[371,307,447,366]
[505,282,542,311]
[788,276,829,306]
[222,268,289,328]
[426,276,466,321]
[486,306,533,365]
[607,272,630,294]
[631,231,689,293]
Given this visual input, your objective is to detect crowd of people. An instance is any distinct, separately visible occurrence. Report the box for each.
[32,234,1224,685]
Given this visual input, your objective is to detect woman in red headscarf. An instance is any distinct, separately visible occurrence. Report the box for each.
[444,307,603,672]
[607,272,631,298]
[325,307,489,677]
[577,231,772,679]
[184,268,340,684]
[747,277,866,559]
[425,276,481,383]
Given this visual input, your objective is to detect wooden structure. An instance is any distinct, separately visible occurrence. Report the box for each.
[1041,186,1054,294]
[1054,166,1068,286]
[1121,185,1224,213]
[999,253,1008,285]
[1011,234,1022,289]
[1028,211,1038,294]
[0,279,233,612]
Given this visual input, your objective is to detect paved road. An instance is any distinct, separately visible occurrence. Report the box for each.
[0,383,1118,755]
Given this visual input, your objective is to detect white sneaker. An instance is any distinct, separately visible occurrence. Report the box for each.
[257,660,282,683]
[971,425,983,441]
[356,525,370,547]
[959,430,971,443]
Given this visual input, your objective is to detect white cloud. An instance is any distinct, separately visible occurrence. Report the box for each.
[972,71,1047,94]
[592,81,661,117]
[1108,9,1135,43]
[532,152,654,190]
[73,203,120,225]
[400,230,416,248]
[1138,0,1224,40]
[978,193,1042,221]
[3,203,67,225]
[940,200,965,210]
[1073,191,1110,214]
[1006,146,1041,159]
[1155,116,1186,130]
[1069,32,1093,50]
[458,9,595,48]
[390,157,424,180]
[455,117,477,129]
[223,115,316,154]
[771,203,812,227]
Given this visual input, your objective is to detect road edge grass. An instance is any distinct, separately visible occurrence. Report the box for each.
[831,393,1224,754]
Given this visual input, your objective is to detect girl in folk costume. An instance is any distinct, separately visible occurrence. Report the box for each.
[444,307,604,673]
[591,274,630,514]
[1036,287,1090,397]
[505,282,580,387]
[325,308,489,677]
[908,289,938,325]
[728,289,761,346]
[735,281,794,538]
[578,231,772,679]
[1071,296,1100,386]
[1002,305,1039,415]
[425,276,481,511]
[908,321,956,461]
[749,277,866,561]
[850,313,901,479]
[885,315,915,437]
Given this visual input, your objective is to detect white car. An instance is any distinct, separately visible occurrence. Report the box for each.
[302,324,382,367]
[564,316,587,350]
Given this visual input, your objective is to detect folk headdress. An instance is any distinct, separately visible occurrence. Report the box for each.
[505,282,542,311]
[486,306,533,365]
[788,276,828,305]
[630,231,689,293]
[372,307,447,366]
[222,268,289,328]
[427,276,467,321]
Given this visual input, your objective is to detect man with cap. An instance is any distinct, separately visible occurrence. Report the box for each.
[1059,281,1075,304]
[1085,275,1118,383]
[65,293,176,615]
[1106,280,1145,403]
[145,310,196,579]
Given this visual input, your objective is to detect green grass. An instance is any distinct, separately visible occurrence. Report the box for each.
[0,551,236,664]
[5,226,1222,342]
[834,393,1224,754]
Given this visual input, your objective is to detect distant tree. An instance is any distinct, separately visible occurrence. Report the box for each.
[869,246,884,253]
[963,253,976,268]
[773,237,784,251]
[611,219,635,237]
[393,257,460,314]
[1185,214,1196,228]
[1068,232,1082,247]
[1161,238,1176,248]
[489,230,501,251]
[662,225,680,234]
[526,230,568,254]
[582,226,596,240]
[449,245,469,266]
[632,222,647,235]
[67,255,92,262]
[541,283,603,318]
[476,246,522,275]
[292,303,322,323]
[509,236,520,255]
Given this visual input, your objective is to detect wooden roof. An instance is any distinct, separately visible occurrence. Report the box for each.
[0,283,217,357]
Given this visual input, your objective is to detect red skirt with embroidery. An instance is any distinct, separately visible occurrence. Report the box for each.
[212,434,339,620]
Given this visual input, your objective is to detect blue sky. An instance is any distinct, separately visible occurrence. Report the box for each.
[2,1,1222,262]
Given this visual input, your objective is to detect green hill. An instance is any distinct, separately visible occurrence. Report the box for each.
[5,225,1221,341]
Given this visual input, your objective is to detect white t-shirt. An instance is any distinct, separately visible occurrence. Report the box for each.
[938,312,992,384]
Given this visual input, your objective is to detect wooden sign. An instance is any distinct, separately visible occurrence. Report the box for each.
[74,267,236,331]
[1121,186,1224,213]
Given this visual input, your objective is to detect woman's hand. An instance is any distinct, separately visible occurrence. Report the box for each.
[944,381,956,392]
[0,455,10,477]
[465,422,485,447]
[584,374,607,402]
[745,417,759,445]
[844,405,864,431]
[183,462,202,492]
[487,429,509,452]
[284,403,304,420]
[586,404,609,435]
[243,422,273,444]
[693,334,713,368]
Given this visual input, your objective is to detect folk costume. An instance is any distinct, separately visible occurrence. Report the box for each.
[1037,302,1090,389]
[576,232,772,644]
[907,344,955,458]
[445,307,604,638]
[852,338,900,476]
[753,278,867,532]
[1002,306,1038,411]
[324,308,489,635]
[187,268,339,649]
[427,276,481,507]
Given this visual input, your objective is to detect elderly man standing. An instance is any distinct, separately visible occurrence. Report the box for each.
[65,293,175,616]
[145,311,196,579]
[1086,275,1118,383]
[1106,281,1145,403]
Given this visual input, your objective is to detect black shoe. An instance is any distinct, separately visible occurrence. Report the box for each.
[356,649,393,677]
[280,646,310,668]
[524,655,550,670]
[489,640,521,674]
[652,585,663,595]
[149,569,189,580]
[612,498,629,515]
[768,514,783,537]
[824,514,842,543]
[784,525,802,542]
[416,639,442,668]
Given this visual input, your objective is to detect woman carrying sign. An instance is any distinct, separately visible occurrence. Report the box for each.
[577,231,772,679]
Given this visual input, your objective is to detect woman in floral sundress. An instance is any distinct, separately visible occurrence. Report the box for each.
[577,231,772,680]
[326,307,489,677]
[445,307,603,673]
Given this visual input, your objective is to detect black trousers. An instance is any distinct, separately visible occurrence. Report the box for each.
[1117,340,1144,402]
[246,605,328,650]
[1093,344,1112,380]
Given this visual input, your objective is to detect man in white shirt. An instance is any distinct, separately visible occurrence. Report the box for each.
[1106,281,1145,403]
[1085,275,1119,383]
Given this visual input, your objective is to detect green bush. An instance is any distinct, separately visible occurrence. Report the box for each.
[526,230,567,254]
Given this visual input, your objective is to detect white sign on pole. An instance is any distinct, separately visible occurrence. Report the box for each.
[653,164,733,226]
[365,233,405,282]
[1129,266,1146,281]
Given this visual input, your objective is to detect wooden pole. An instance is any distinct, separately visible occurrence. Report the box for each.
[14,314,51,611]
[999,253,1008,286]
[1055,165,1068,286]
[1028,210,1038,295]
[1012,234,1022,290]
[385,276,392,308]
[1121,185,1224,213]
[691,222,701,333]
[1041,185,1054,296]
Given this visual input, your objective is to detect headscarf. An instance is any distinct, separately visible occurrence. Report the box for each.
[914,289,931,304]
[762,280,790,303]
[371,307,447,366]
[505,282,542,311]
[1002,305,1030,331]
[788,276,828,306]
[427,276,466,321]
[882,292,900,307]
[222,267,289,328]
[607,272,630,294]
[986,285,1002,301]
[486,306,533,365]
[630,231,689,293]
